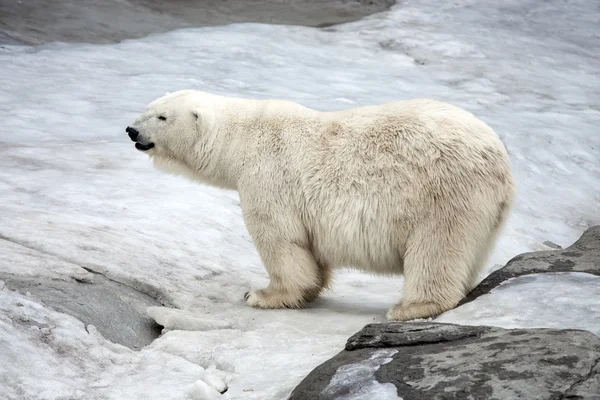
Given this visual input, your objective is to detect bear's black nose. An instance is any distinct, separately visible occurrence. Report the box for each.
[126,126,139,141]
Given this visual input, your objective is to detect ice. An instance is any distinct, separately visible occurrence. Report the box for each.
[147,306,233,331]
[436,272,600,336]
[322,349,400,400]
[188,380,223,400]
[0,287,227,400]
[1,0,599,398]
[147,274,399,399]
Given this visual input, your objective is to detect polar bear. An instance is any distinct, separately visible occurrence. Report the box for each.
[126,90,516,321]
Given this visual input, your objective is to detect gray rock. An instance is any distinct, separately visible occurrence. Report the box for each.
[458,225,599,307]
[2,272,164,350]
[0,0,395,45]
[289,322,600,400]
[542,240,562,249]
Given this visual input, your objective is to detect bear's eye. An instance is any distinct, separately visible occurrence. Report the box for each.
[158,115,167,121]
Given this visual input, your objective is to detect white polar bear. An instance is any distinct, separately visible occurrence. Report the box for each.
[126,90,516,321]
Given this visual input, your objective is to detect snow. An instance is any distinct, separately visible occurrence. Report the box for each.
[0,0,599,398]
[322,349,400,400]
[0,284,227,400]
[436,272,600,336]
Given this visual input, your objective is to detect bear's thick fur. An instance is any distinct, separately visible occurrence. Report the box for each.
[127,90,516,321]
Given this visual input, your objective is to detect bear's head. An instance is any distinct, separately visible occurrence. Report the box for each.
[125,90,215,154]
[126,90,221,183]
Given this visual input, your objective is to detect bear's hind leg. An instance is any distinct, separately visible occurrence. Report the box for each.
[245,240,328,309]
[386,217,485,321]
[465,199,513,291]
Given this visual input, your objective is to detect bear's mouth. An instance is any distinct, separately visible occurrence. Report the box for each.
[135,142,155,151]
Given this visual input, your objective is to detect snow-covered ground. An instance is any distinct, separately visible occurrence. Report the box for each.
[437,272,600,336]
[1,0,599,398]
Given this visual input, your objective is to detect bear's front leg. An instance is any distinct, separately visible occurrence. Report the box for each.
[244,239,327,309]
[241,207,327,309]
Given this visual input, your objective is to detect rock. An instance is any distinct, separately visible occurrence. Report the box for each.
[1,273,164,350]
[0,31,25,46]
[458,225,600,307]
[0,0,396,45]
[289,322,600,400]
[542,240,562,249]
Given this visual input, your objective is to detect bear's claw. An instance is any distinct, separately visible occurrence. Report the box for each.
[386,301,447,321]
[245,289,305,309]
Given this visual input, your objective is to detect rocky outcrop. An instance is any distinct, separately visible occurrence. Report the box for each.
[0,0,395,45]
[289,322,600,400]
[458,225,600,307]
[1,273,163,349]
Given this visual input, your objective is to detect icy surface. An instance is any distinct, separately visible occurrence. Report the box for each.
[0,285,227,400]
[0,0,599,398]
[322,349,400,400]
[437,272,600,336]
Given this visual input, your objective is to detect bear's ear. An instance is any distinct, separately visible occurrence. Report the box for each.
[164,92,171,96]
[192,108,215,133]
